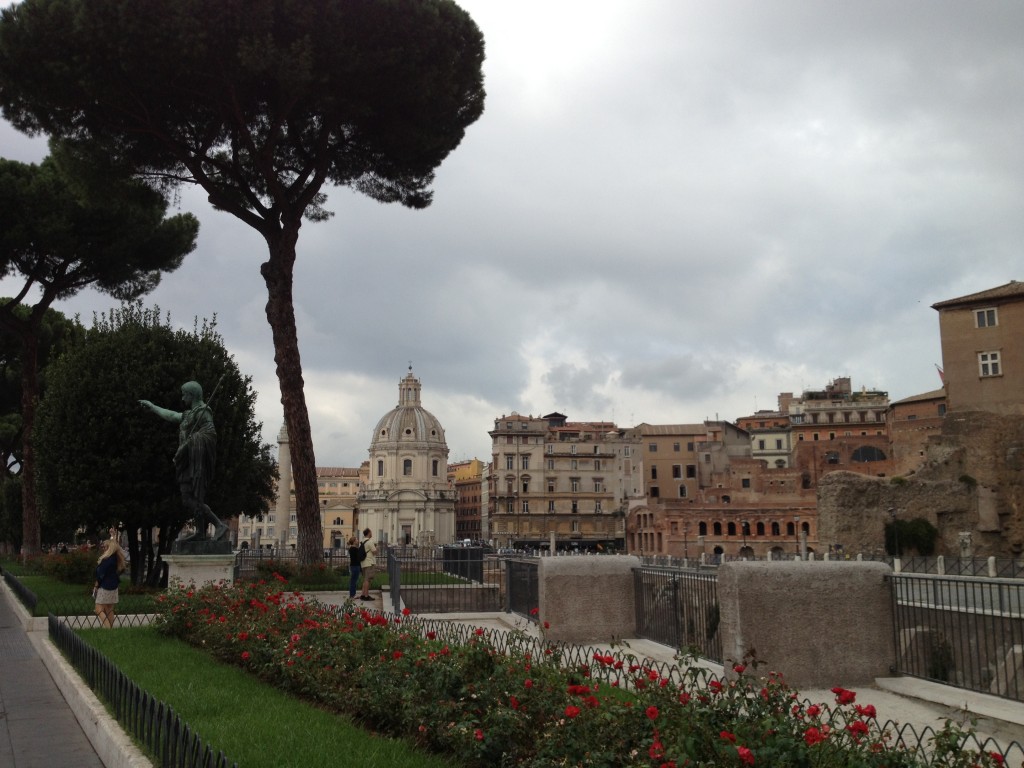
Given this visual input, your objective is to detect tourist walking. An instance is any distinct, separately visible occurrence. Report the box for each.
[359,528,377,601]
[93,538,126,628]
[347,534,362,600]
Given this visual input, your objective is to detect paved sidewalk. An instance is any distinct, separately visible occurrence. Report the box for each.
[0,586,104,768]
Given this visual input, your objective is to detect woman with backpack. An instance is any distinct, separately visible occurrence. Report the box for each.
[347,534,362,601]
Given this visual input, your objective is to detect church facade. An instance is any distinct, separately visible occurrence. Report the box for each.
[356,369,456,546]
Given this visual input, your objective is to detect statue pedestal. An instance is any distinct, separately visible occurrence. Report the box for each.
[165,554,236,588]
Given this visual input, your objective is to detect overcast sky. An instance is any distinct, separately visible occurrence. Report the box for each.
[2,1,1022,467]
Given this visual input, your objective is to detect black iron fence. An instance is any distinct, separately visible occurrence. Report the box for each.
[233,547,352,581]
[892,573,1024,702]
[633,566,722,663]
[49,616,237,768]
[506,557,539,622]
[3,568,38,610]
[387,547,503,613]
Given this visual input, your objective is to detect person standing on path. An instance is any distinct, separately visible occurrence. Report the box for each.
[359,528,377,601]
[93,538,126,628]
[346,534,362,601]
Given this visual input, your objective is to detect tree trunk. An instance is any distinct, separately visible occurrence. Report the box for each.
[261,224,323,566]
[19,331,40,556]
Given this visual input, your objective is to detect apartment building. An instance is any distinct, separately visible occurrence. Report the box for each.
[487,412,638,550]
[933,280,1024,414]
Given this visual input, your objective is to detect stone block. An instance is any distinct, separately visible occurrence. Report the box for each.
[539,555,639,644]
[718,561,894,689]
[164,554,236,588]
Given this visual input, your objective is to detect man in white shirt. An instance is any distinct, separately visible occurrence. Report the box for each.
[359,528,377,601]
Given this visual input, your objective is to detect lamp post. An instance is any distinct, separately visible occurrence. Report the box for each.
[683,525,690,561]
[741,520,749,558]
[794,516,800,559]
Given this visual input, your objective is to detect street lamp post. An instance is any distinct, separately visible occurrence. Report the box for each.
[741,520,749,558]
[683,525,690,561]
[794,516,801,559]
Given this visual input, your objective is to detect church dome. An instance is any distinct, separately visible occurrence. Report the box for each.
[370,368,447,450]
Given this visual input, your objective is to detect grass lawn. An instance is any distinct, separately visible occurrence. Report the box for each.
[80,626,453,768]
[2,559,159,617]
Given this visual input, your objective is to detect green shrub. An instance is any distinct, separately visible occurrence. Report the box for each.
[39,549,99,584]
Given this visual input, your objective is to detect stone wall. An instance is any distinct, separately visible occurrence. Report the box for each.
[817,412,1024,556]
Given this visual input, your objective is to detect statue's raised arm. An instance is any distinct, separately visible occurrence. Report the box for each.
[140,381,227,543]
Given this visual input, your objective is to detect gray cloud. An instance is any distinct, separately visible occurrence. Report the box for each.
[2,0,1021,465]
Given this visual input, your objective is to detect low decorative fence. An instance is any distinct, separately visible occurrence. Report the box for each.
[388,547,503,613]
[633,566,722,663]
[49,616,237,768]
[2,567,157,627]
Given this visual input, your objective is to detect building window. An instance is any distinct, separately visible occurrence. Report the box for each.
[648,443,657,452]
[672,464,681,478]
[571,444,577,455]
[678,485,687,498]
[522,455,530,470]
[506,500,514,513]
[673,442,680,451]
[571,478,580,493]
[547,459,554,470]
[548,500,555,512]
[403,459,412,475]
[776,439,783,449]
[571,500,578,513]
[979,351,1001,377]
[505,455,514,470]
[757,439,765,450]
[650,486,659,498]
[741,478,750,488]
[571,459,578,470]
[572,520,580,533]
[771,522,780,536]
[624,446,631,456]
[546,444,553,453]
[976,308,998,328]
[686,465,696,478]
[432,459,439,476]
[593,481,602,493]
[651,466,657,480]
[377,460,384,477]
[713,522,722,536]
[522,480,529,493]
[595,500,602,513]
[547,480,555,493]
[594,459,601,471]
[522,501,529,514]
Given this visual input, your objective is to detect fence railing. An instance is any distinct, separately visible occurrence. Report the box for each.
[233,548,352,581]
[505,557,539,621]
[633,566,722,663]
[892,573,1024,702]
[48,616,237,768]
[3,568,38,610]
[387,547,503,613]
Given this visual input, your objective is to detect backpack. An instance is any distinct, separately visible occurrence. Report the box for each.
[358,541,367,563]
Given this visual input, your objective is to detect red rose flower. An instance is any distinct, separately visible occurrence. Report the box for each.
[736,746,755,765]
[564,705,581,718]
[646,706,659,721]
